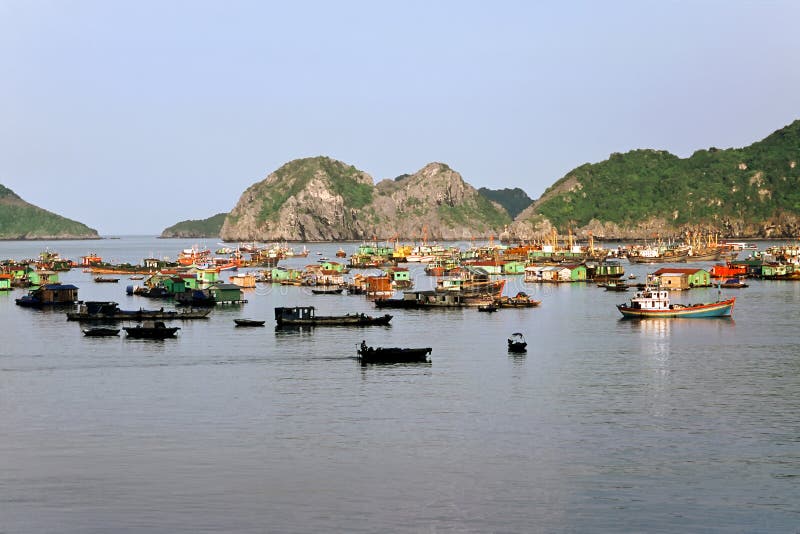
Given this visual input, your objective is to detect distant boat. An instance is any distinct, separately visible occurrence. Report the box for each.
[477,304,498,312]
[335,248,347,258]
[123,321,180,339]
[617,284,735,318]
[82,327,120,337]
[275,306,392,327]
[94,276,120,283]
[507,332,527,353]
[603,281,629,291]
[234,318,266,327]
[357,340,431,364]
[719,278,749,289]
[311,286,344,295]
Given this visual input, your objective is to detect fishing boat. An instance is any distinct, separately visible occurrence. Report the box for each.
[275,306,393,327]
[477,303,498,312]
[626,246,689,264]
[507,332,527,353]
[82,327,120,337]
[93,276,120,283]
[494,292,541,308]
[310,286,344,295]
[123,321,180,339]
[603,281,629,291]
[335,248,347,258]
[357,340,431,364]
[67,301,211,322]
[616,284,735,318]
[719,278,749,289]
[234,318,266,327]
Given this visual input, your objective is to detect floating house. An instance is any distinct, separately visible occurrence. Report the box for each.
[652,267,711,289]
[366,275,393,296]
[15,283,79,307]
[385,267,413,289]
[0,273,12,291]
[229,272,257,288]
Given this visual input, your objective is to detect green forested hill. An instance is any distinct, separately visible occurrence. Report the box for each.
[0,184,99,239]
[526,120,800,235]
[160,212,228,238]
[478,187,532,218]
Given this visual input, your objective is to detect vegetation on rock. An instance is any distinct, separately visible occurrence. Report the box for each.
[478,187,533,218]
[160,212,228,238]
[0,184,99,239]
[518,120,800,237]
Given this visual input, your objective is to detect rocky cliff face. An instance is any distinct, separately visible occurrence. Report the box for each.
[219,157,511,241]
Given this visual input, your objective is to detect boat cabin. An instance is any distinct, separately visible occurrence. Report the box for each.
[628,288,671,310]
[275,306,317,322]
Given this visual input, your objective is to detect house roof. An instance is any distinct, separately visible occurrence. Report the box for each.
[653,267,708,275]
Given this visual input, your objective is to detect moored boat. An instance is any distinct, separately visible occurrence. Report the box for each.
[275,306,392,327]
[82,327,120,337]
[234,318,266,327]
[310,286,344,295]
[719,278,749,289]
[123,321,180,339]
[94,276,120,283]
[67,301,211,322]
[616,285,735,318]
[357,340,431,364]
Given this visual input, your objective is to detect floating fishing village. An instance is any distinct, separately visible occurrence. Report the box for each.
[4,232,800,360]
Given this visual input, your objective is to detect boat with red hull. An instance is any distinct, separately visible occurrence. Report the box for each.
[617,285,735,318]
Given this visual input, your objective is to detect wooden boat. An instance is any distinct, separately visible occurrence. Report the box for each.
[626,247,689,264]
[123,321,180,339]
[719,278,749,289]
[375,290,466,308]
[335,248,347,258]
[234,318,266,327]
[93,276,120,283]
[275,306,393,327]
[357,340,431,364]
[67,301,211,322]
[82,327,120,337]
[311,286,344,295]
[477,304,498,312]
[494,292,542,308]
[603,281,628,291]
[617,285,735,318]
[507,332,527,353]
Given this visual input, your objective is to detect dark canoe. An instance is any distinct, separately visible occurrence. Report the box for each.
[94,276,120,283]
[477,304,498,312]
[311,287,344,295]
[82,327,120,337]
[357,342,432,364]
[234,319,266,327]
[123,322,180,339]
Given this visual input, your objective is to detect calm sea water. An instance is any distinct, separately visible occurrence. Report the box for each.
[1,237,799,533]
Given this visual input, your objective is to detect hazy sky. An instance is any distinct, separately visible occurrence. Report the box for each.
[2,1,799,235]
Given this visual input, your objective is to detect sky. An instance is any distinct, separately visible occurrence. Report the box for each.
[2,1,800,235]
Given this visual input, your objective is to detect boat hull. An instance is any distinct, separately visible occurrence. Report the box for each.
[123,326,180,338]
[617,297,735,318]
[276,314,393,327]
[357,345,431,364]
